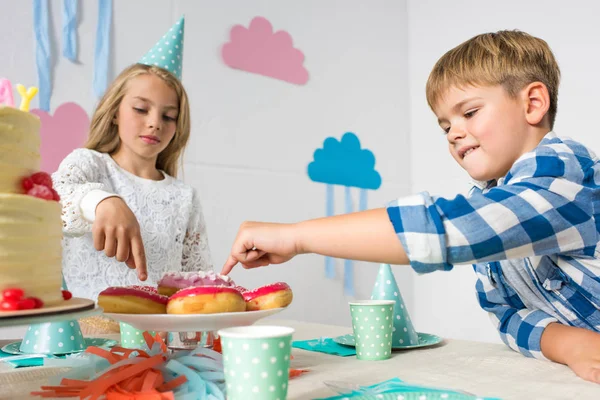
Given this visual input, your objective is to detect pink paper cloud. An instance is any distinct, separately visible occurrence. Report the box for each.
[222,16,309,85]
[31,102,90,174]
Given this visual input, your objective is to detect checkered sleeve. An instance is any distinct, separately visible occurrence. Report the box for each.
[387,143,597,273]
[475,275,558,359]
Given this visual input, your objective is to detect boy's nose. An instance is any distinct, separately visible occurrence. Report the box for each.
[447,127,466,142]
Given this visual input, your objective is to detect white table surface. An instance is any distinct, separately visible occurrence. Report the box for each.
[1,319,600,400]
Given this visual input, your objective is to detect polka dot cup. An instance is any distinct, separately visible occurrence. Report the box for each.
[119,322,156,349]
[19,321,85,354]
[349,300,395,361]
[218,325,294,400]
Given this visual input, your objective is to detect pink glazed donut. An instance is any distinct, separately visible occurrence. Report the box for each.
[157,271,235,297]
[166,286,246,314]
[243,282,293,311]
[98,285,168,314]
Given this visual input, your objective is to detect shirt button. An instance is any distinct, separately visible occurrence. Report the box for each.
[486,263,497,287]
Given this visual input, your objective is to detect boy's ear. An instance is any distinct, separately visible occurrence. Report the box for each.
[523,82,550,127]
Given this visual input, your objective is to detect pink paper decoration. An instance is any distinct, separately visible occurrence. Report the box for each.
[222,16,309,85]
[0,78,15,107]
[31,102,90,173]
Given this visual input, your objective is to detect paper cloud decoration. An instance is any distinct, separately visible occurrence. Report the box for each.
[31,102,90,174]
[222,16,309,85]
[308,132,381,190]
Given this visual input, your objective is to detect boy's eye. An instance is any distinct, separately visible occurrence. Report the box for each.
[441,126,450,135]
[464,109,478,118]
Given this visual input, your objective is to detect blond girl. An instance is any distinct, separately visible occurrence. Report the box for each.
[53,63,213,302]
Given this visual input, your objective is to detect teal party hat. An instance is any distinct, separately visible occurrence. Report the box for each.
[371,264,419,347]
[20,276,85,354]
[139,16,185,79]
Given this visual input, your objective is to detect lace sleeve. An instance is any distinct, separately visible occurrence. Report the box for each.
[181,188,214,272]
[51,149,111,237]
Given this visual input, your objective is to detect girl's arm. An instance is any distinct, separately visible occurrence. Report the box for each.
[52,149,147,280]
[52,149,120,236]
[181,188,214,272]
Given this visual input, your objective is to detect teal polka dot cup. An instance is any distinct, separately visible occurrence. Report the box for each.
[218,325,294,400]
[349,300,395,361]
[119,322,156,349]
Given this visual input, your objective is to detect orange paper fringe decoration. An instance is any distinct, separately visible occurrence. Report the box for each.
[31,332,184,399]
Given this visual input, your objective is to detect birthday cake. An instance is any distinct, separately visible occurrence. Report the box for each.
[0,105,64,310]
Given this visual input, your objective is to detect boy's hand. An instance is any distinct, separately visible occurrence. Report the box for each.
[221,221,300,275]
[541,322,600,383]
[93,197,148,281]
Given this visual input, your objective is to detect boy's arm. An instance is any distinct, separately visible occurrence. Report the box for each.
[222,208,408,274]
[541,323,600,383]
[476,276,558,359]
[297,208,409,264]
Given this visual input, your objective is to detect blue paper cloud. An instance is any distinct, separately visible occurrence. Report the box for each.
[308,132,381,190]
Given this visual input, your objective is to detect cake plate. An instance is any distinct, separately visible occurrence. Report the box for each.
[0,298,101,328]
[105,307,285,333]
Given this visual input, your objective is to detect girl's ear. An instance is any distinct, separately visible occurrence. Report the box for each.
[523,81,550,127]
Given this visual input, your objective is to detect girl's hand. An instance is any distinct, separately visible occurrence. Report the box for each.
[93,197,148,281]
[221,221,300,275]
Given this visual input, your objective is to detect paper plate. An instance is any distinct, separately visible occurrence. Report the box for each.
[105,307,285,332]
[333,332,443,350]
[2,337,118,356]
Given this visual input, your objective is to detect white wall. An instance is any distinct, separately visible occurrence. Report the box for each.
[0,0,412,340]
[407,0,600,343]
[4,0,594,345]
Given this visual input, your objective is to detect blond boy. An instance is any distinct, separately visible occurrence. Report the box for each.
[223,31,600,383]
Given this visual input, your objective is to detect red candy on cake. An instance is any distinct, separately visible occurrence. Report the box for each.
[0,287,45,311]
[21,172,60,202]
[243,282,293,311]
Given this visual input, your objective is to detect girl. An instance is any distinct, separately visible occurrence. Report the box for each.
[52,63,213,303]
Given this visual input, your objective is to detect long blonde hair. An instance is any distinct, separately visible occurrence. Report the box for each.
[426,30,560,129]
[85,63,191,177]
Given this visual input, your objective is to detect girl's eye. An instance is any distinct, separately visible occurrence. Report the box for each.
[133,108,147,114]
[464,109,478,118]
[163,115,177,122]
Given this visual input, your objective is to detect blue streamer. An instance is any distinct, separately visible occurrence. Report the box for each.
[93,0,112,99]
[359,188,368,212]
[325,184,335,279]
[33,0,51,111]
[62,0,77,61]
[344,186,355,296]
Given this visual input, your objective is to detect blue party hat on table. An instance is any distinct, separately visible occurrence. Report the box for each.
[371,264,419,347]
[19,276,85,354]
[139,16,185,79]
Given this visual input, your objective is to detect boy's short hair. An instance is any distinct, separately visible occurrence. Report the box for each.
[426,30,561,129]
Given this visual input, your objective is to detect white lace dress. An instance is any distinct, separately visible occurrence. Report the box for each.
[52,149,213,301]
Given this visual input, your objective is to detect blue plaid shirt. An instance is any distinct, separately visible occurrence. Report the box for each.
[387,132,600,359]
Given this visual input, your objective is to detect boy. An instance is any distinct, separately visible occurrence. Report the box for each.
[221,30,600,383]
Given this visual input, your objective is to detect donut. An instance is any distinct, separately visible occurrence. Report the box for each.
[242,282,293,311]
[98,286,168,314]
[157,271,235,296]
[166,286,246,314]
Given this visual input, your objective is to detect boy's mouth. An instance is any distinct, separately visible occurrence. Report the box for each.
[458,145,479,159]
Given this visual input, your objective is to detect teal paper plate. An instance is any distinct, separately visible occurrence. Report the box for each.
[333,332,443,350]
[344,393,492,400]
[1,337,118,356]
